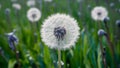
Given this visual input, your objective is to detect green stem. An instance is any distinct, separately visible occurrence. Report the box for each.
[99,37,107,68]
[58,49,61,68]
[13,42,20,68]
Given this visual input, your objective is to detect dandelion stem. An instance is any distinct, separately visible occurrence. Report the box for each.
[99,37,107,68]
[13,42,20,68]
[5,13,12,31]
[104,22,110,34]
[104,34,117,67]
[58,49,61,68]
[104,22,117,67]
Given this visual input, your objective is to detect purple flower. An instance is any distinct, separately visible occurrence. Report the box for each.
[6,30,18,50]
[98,29,107,36]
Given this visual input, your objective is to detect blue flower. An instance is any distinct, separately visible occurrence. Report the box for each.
[6,30,18,50]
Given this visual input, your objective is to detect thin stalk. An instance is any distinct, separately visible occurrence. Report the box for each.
[98,21,107,68]
[67,0,72,14]
[30,22,36,43]
[104,22,117,67]
[104,22,110,35]
[99,37,107,68]
[15,9,21,27]
[105,34,117,67]
[6,13,12,31]
[58,49,61,68]
[36,22,39,33]
[13,42,20,68]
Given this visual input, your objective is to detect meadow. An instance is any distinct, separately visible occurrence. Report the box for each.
[0,0,120,68]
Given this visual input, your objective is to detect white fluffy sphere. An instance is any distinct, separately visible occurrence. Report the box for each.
[91,6,108,21]
[27,7,41,22]
[41,13,80,50]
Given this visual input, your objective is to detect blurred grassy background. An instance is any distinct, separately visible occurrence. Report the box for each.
[0,0,120,68]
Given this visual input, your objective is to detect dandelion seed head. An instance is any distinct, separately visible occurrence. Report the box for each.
[110,2,115,8]
[5,8,11,15]
[11,0,17,2]
[12,3,21,10]
[27,0,36,7]
[41,13,80,50]
[44,0,53,2]
[27,7,41,22]
[91,6,108,21]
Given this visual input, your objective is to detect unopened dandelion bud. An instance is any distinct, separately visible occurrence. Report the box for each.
[116,20,120,27]
[103,17,110,24]
[98,29,106,36]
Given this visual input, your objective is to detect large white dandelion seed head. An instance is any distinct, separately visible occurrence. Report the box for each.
[91,6,108,21]
[27,0,36,7]
[41,13,80,50]
[27,7,41,22]
[12,3,21,10]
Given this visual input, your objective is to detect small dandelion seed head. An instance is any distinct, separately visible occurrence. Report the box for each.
[5,8,11,15]
[110,2,115,8]
[12,3,21,10]
[44,0,53,2]
[116,20,120,27]
[91,6,108,21]
[11,0,17,3]
[98,29,106,36]
[27,7,41,22]
[41,13,80,50]
[27,0,36,7]
[87,5,91,10]
[119,0,120,2]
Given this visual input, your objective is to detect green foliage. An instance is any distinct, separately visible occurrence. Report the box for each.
[0,0,120,68]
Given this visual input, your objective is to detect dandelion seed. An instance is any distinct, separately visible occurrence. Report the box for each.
[27,7,41,22]
[27,0,36,7]
[91,6,108,21]
[12,3,21,10]
[41,13,80,50]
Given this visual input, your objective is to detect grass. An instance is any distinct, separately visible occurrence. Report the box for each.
[0,0,120,68]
